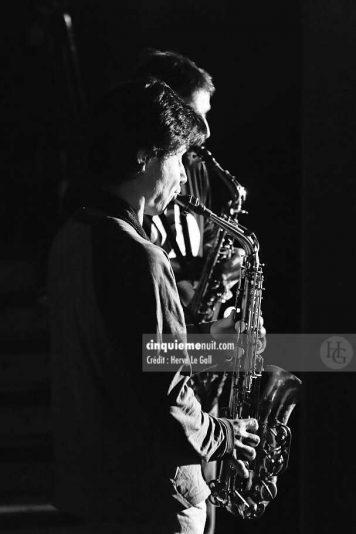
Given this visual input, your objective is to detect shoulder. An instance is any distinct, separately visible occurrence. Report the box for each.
[97,215,174,278]
[139,238,174,282]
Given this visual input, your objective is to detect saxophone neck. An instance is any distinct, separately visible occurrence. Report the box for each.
[176,194,259,261]
[191,145,247,214]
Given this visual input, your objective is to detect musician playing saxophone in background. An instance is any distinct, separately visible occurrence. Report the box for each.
[134,49,242,318]
[134,49,245,534]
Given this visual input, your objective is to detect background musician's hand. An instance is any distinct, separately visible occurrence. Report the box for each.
[210,309,267,360]
[231,418,260,478]
[210,308,237,337]
[256,317,267,354]
[210,309,266,337]
[221,247,244,287]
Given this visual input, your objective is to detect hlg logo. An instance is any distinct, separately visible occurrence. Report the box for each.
[320,336,353,370]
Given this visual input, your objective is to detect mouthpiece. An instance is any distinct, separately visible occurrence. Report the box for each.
[176,194,213,217]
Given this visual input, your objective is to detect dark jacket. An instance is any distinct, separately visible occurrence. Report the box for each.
[48,191,234,524]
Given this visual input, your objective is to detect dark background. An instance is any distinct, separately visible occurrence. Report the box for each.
[1,0,355,532]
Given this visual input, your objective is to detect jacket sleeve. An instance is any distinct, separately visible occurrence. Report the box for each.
[91,221,234,464]
[167,369,234,461]
[147,245,235,462]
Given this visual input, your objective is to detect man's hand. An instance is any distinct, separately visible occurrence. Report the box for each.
[210,308,266,340]
[232,417,260,478]
[221,247,244,287]
[231,420,278,515]
[210,308,237,337]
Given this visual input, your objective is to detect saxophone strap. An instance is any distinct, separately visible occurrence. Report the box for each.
[180,211,193,261]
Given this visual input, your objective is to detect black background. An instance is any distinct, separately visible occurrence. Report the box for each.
[1,0,355,532]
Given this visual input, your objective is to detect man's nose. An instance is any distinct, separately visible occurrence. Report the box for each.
[180,164,188,184]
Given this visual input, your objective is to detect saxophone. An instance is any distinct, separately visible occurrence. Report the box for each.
[187,146,247,322]
[176,194,302,520]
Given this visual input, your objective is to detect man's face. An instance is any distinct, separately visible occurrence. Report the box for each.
[143,147,187,216]
[184,89,211,140]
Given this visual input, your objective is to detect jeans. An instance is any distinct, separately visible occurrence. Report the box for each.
[175,500,207,534]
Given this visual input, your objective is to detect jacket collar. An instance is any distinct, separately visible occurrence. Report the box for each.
[78,187,148,241]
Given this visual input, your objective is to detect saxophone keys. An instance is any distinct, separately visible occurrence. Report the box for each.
[260,478,278,501]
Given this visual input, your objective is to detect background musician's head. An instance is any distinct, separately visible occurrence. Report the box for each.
[87,78,205,216]
[134,49,214,140]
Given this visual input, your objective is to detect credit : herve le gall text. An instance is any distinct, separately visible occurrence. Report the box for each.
[146,354,213,366]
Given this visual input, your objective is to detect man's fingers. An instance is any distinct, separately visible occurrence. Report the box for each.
[234,440,256,461]
[243,432,260,447]
[245,418,259,432]
[259,326,267,337]
[235,321,246,333]
[235,460,249,479]
[233,418,259,439]
[258,316,266,337]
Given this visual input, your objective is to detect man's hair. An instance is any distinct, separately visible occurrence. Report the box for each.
[134,49,215,100]
[87,78,206,184]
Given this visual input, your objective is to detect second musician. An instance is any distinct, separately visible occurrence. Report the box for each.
[135,49,243,315]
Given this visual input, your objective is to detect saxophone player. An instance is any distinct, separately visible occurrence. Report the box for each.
[48,79,261,534]
[133,49,244,534]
